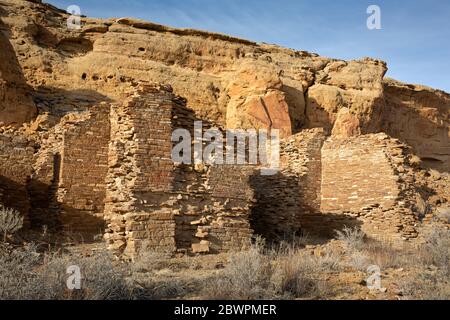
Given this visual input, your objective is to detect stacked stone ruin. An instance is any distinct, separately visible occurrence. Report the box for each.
[0,82,425,257]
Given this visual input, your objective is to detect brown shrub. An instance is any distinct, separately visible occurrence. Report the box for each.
[0,205,23,242]
[0,244,137,300]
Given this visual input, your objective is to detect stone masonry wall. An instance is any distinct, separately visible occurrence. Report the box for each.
[249,129,326,240]
[320,134,419,241]
[58,104,110,239]
[0,80,425,253]
[104,84,178,255]
[104,84,255,257]
[0,133,35,224]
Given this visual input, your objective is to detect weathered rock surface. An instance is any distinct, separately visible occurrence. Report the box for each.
[382,79,450,172]
[0,15,36,126]
[0,0,446,171]
[0,2,445,143]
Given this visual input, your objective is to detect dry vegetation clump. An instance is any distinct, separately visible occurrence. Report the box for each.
[0,205,24,242]
[0,244,142,300]
[334,224,450,300]
[402,226,450,300]
[273,251,336,299]
[334,227,412,272]
[132,241,174,272]
[204,238,275,300]
[436,206,450,224]
[204,238,339,300]
[335,226,366,251]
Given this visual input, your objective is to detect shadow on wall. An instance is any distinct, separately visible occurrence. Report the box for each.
[282,85,307,134]
[0,175,30,223]
[249,171,302,241]
[249,170,363,245]
[33,23,94,56]
[0,11,37,126]
[1,172,106,243]
[304,95,387,136]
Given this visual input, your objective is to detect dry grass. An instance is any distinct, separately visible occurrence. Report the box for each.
[401,226,450,300]
[273,252,334,299]
[204,239,275,300]
[204,238,338,300]
[1,222,449,300]
[335,226,366,251]
[0,244,140,300]
[132,241,174,272]
[0,205,23,242]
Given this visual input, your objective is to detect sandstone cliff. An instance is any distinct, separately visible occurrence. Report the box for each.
[0,0,448,172]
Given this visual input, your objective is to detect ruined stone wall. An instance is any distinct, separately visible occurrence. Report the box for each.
[320,134,419,241]
[249,129,326,240]
[0,133,34,223]
[104,85,178,255]
[0,78,427,251]
[104,84,255,257]
[197,164,255,253]
[58,105,110,238]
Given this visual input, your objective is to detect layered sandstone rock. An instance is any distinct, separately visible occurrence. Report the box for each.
[382,79,450,172]
[1,0,447,162]
[0,17,36,126]
[225,61,293,138]
[307,58,387,135]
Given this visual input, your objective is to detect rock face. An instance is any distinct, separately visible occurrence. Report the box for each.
[0,17,36,126]
[307,59,387,135]
[225,62,293,138]
[0,1,446,151]
[382,79,450,172]
[0,0,448,254]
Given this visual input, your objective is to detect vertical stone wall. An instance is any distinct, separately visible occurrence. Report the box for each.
[287,129,327,236]
[58,104,110,238]
[104,84,178,255]
[249,129,326,240]
[320,134,419,241]
[321,136,399,212]
[27,150,59,228]
[0,133,34,224]
[198,164,255,253]
[104,84,255,257]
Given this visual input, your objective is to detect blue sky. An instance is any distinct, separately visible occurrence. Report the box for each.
[48,0,450,92]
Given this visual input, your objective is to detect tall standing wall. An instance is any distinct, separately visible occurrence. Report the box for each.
[104,84,255,257]
[58,105,110,238]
